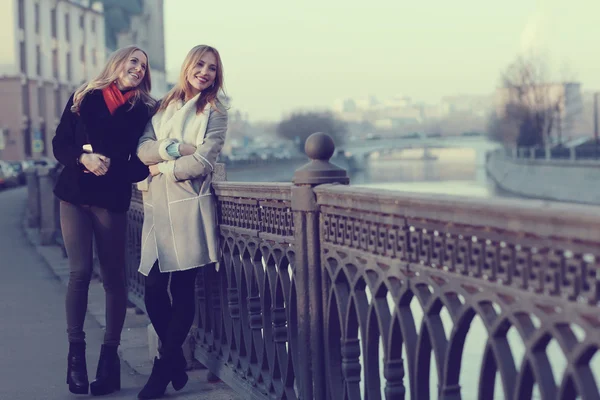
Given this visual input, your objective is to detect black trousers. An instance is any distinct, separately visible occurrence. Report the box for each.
[144,262,198,355]
[60,201,127,346]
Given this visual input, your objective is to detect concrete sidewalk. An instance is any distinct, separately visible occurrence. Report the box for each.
[1,187,239,400]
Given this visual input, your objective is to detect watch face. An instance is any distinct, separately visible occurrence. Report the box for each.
[82,144,93,153]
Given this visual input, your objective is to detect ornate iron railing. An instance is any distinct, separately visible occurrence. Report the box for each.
[501,146,600,162]
[121,133,600,399]
[195,182,298,399]
[315,186,600,399]
[126,186,145,311]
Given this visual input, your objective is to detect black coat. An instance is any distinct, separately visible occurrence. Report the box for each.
[52,90,151,212]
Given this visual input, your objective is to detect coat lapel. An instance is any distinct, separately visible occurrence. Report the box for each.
[151,93,210,144]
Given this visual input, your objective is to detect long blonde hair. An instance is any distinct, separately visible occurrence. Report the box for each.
[71,45,156,113]
[158,45,226,114]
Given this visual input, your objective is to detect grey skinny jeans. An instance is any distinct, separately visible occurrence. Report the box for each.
[60,201,127,346]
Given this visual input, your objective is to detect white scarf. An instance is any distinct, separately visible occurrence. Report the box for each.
[152,93,211,146]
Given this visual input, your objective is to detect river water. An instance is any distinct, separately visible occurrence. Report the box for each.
[350,140,504,199]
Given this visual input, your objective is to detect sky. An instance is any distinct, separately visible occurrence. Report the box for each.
[163,0,600,122]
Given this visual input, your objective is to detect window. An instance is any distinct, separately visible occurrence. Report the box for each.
[19,42,27,74]
[39,122,47,156]
[92,48,97,66]
[54,88,62,118]
[22,84,32,157]
[18,0,25,30]
[91,18,96,33]
[51,9,57,38]
[52,49,58,79]
[65,14,70,41]
[80,45,85,62]
[34,3,40,34]
[22,84,30,117]
[79,15,84,30]
[38,86,45,118]
[66,53,72,81]
[23,120,32,157]
[36,45,41,76]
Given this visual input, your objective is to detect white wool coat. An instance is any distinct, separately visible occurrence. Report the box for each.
[136,93,227,275]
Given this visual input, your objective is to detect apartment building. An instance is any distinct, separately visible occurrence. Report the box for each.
[0,0,106,161]
[102,0,168,97]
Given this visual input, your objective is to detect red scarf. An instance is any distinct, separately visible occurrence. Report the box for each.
[102,82,135,115]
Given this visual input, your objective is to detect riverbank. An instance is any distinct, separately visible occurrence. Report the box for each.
[486,150,600,205]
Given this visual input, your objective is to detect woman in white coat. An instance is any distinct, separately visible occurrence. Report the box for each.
[135,45,228,399]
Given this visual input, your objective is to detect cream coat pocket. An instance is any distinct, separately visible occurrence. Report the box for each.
[139,191,157,270]
[137,177,150,192]
[166,194,219,271]
[169,179,200,199]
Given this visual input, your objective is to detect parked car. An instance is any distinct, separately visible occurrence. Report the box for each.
[0,161,21,188]
[24,157,58,169]
[8,161,26,185]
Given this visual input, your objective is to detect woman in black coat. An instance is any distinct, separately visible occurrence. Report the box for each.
[52,45,155,396]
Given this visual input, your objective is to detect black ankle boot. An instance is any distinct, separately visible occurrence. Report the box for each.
[67,342,89,394]
[90,344,121,396]
[171,348,188,391]
[138,357,171,399]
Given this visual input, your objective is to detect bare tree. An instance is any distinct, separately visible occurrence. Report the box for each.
[492,52,568,147]
[276,111,347,152]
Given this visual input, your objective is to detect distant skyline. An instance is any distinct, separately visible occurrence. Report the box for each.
[163,0,600,122]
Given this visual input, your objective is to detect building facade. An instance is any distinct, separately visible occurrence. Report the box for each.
[0,0,106,161]
[100,0,168,97]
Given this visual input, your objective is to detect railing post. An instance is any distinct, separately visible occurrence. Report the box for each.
[292,132,349,400]
[25,167,40,228]
[38,166,59,245]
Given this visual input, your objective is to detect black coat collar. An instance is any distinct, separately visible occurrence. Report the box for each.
[79,89,148,123]
[77,89,150,157]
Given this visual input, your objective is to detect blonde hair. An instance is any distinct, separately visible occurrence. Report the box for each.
[71,45,156,113]
[158,45,226,114]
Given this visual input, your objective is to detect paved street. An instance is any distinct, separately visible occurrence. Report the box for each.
[0,187,239,400]
[0,187,150,399]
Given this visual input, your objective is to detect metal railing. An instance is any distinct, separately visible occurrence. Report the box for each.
[28,133,600,399]
[125,133,600,399]
[505,146,600,162]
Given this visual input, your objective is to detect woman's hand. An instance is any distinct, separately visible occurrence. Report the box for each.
[149,164,161,176]
[179,143,197,156]
[80,153,110,176]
